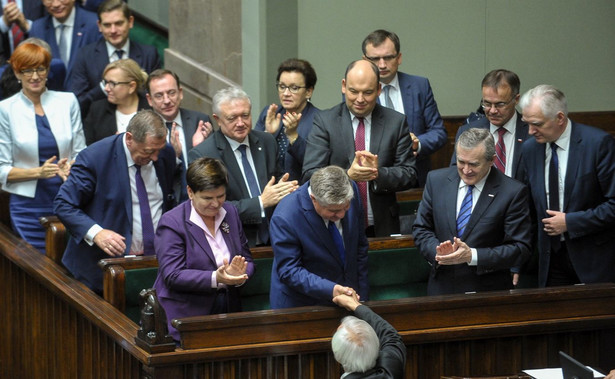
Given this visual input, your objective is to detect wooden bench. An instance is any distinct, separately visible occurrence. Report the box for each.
[97,235,426,322]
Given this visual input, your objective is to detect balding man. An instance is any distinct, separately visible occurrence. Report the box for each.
[302,59,417,237]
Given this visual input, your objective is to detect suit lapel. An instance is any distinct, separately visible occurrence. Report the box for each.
[513,114,529,172]
[445,171,460,238]
[180,109,196,149]
[248,132,269,191]
[340,105,356,165]
[398,73,414,116]
[370,105,385,155]
[563,122,581,211]
[463,170,499,237]
[301,187,344,266]
[216,132,250,198]
[184,204,218,267]
[44,17,61,60]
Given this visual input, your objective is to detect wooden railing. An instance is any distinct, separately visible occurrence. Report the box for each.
[2,221,615,378]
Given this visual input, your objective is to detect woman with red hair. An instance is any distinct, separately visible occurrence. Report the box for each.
[0,42,85,253]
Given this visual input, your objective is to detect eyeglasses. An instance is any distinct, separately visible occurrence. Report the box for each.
[42,0,71,4]
[481,97,516,110]
[21,67,48,78]
[151,90,179,102]
[276,83,306,94]
[101,79,133,89]
[364,53,399,63]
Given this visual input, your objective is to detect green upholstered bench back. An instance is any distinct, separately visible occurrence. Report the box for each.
[124,267,159,324]
[368,247,430,300]
[241,257,273,312]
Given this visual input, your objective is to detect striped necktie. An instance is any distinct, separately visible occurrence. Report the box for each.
[456,185,474,237]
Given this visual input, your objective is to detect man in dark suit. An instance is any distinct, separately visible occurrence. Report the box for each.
[332,293,406,378]
[451,69,529,181]
[0,0,45,60]
[269,166,369,309]
[188,86,298,247]
[29,1,101,89]
[413,128,532,295]
[69,0,160,116]
[146,69,212,201]
[54,110,179,294]
[303,59,417,237]
[362,29,446,187]
[519,84,615,287]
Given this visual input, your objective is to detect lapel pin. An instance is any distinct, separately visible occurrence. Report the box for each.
[77,32,83,37]
[488,194,495,197]
[517,139,523,142]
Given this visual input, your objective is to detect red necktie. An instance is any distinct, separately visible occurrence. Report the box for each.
[494,127,506,173]
[354,117,368,227]
[7,0,24,50]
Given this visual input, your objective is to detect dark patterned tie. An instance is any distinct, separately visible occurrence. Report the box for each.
[115,49,124,60]
[238,145,269,243]
[494,127,506,173]
[549,143,561,251]
[354,117,368,227]
[7,0,23,50]
[456,185,473,237]
[134,165,155,255]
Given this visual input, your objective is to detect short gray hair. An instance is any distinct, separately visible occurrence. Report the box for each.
[126,109,167,142]
[332,316,379,373]
[456,128,495,162]
[519,84,568,119]
[212,86,252,115]
[310,166,354,206]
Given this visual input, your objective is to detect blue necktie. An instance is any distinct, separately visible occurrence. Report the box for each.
[383,85,394,109]
[238,145,269,243]
[328,221,345,264]
[456,185,473,237]
[135,165,155,255]
[58,24,68,65]
[549,143,561,251]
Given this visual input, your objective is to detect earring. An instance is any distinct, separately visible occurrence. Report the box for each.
[17,80,21,84]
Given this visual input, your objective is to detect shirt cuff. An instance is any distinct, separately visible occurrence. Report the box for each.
[469,248,478,266]
[85,224,103,246]
[258,196,265,218]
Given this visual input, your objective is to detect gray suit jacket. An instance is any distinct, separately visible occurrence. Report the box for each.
[302,102,418,236]
[187,129,280,246]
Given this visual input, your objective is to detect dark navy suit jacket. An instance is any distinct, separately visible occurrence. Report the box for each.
[451,112,529,181]
[396,72,447,187]
[69,38,160,116]
[0,0,45,60]
[29,5,101,89]
[521,122,615,286]
[269,181,369,308]
[54,133,178,294]
[413,167,532,295]
[153,201,255,341]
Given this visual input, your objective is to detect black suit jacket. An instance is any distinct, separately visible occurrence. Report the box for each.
[83,94,151,145]
[69,38,161,116]
[179,107,211,151]
[343,305,406,379]
[413,167,532,295]
[302,102,418,236]
[187,129,280,246]
[451,112,529,181]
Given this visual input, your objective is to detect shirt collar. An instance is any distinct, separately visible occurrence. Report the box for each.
[189,200,227,234]
[382,73,400,91]
[106,40,130,59]
[225,135,249,151]
[490,111,517,135]
[52,6,76,28]
[458,168,490,193]
[552,118,572,151]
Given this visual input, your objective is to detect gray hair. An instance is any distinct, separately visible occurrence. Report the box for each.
[519,84,568,119]
[332,316,380,373]
[22,37,52,54]
[310,166,354,206]
[456,128,495,162]
[212,86,252,115]
[126,109,167,142]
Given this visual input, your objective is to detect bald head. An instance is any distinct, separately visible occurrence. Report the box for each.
[342,60,382,117]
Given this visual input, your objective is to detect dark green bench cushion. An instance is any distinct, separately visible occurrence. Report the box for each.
[125,267,159,324]
[368,247,430,301]
[241,258,273,312]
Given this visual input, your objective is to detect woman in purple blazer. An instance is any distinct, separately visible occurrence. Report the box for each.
[153,158,255,341]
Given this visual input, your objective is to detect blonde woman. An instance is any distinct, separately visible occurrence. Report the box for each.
[83,58,150,145]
